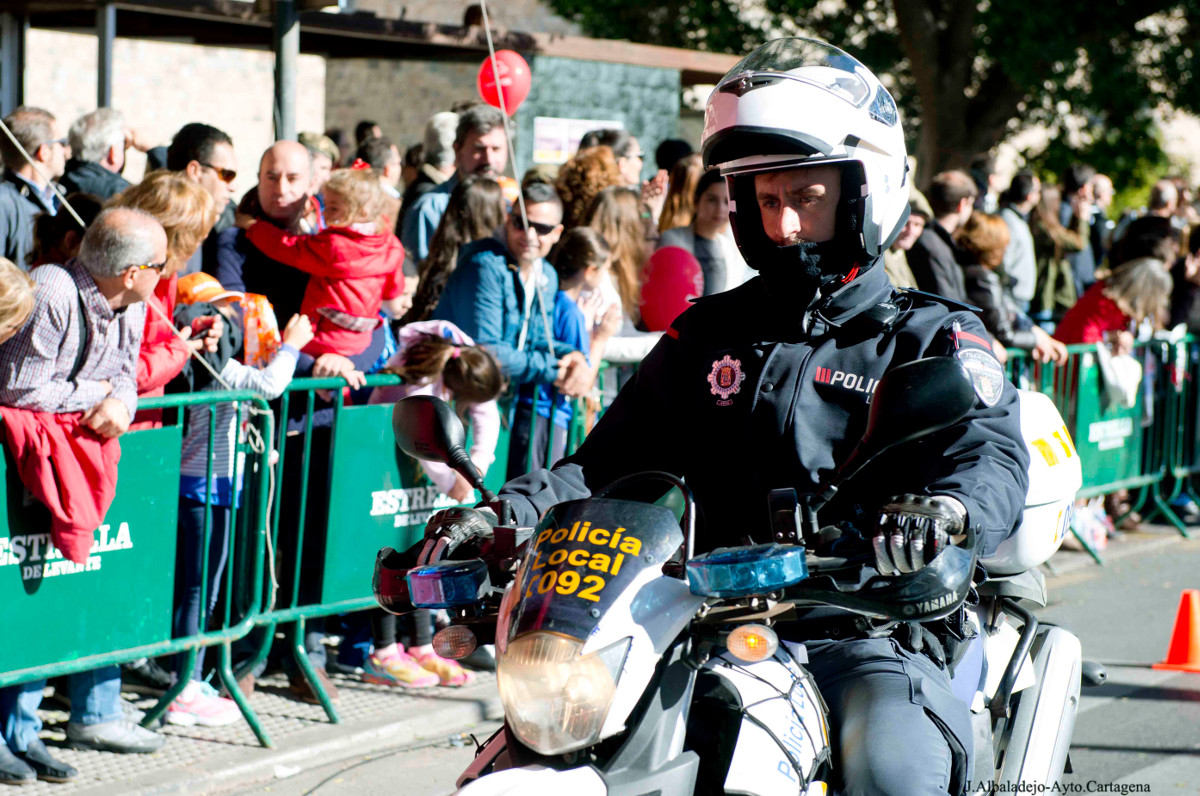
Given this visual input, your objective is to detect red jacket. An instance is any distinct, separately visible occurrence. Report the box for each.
[247,223,404,356]
[132,272,188,429]
[1053,281,1130,345]
[0,407,121,564]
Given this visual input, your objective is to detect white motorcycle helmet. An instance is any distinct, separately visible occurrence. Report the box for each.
[702,37,909,269]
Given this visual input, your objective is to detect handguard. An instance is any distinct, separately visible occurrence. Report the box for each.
[373,507,497,615]
[784,525,978,623]
[416,507,497,566]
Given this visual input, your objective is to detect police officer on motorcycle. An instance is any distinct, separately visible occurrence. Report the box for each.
[429,38,1029,796]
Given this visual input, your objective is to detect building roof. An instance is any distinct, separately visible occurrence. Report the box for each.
[4,0,738,84]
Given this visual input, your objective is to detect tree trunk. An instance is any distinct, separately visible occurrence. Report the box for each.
[895,0,976,188]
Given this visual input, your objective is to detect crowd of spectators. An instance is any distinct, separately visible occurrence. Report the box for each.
[0,93,1198,783]
[893,160,1200,540]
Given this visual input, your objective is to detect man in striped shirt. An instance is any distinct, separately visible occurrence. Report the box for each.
[0,207,168,786]
[0,207,163,430]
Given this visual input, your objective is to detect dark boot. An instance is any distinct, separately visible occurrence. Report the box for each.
[18,740,76,783]
[0,744,34,786]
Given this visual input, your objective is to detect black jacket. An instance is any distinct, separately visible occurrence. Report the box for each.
[962,263,1038,351]
[0,171,55,267]
[499,263,1029,558]
[59,159,131,200]
[907,221,968,304]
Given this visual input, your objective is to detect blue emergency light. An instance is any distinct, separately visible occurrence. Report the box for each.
[406,559,490,609]
[686,544,808,598]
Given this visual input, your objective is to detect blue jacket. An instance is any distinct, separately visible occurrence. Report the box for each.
[432,237,573,386]
[400,175,456,267]
[0,170,54,268]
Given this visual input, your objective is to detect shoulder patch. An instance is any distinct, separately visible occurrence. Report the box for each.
[898,288,981,314]
[957,348,1005,407]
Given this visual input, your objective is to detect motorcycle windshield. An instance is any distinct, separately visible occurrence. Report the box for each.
[506,498,684,643]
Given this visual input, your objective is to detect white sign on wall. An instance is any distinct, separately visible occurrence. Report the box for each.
[532,117,625,165]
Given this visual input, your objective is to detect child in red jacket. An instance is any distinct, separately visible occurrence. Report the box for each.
[240,165,406,357]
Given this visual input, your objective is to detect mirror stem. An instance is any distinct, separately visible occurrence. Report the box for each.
[447,447,497,504]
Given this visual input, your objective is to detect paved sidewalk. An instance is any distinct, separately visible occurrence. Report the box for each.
[1041,521,1190,576]
[19,668,500,796]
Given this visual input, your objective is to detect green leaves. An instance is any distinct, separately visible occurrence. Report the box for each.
[547,0,1200,188]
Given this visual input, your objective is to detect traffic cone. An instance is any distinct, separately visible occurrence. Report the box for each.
[1152,589,1200,673]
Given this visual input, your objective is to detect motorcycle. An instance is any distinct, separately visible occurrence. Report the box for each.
[374,356,1104,795]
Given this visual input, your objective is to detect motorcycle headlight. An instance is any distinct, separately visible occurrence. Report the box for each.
[497,631,630,756]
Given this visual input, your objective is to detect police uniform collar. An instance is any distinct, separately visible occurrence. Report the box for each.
[811,259,893,328]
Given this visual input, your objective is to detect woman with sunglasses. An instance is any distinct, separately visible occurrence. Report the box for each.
[106,170,222,430]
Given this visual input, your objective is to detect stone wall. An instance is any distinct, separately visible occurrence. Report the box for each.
[326,54,682,183]
[515,55,681,181]
[324,58,479,151]
[23,28,326,193]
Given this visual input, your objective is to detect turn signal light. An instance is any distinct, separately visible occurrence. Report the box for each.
[433,625,479,660]
[727,624,779,663]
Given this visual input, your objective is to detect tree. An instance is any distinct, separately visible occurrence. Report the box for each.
[546,0,1200,188]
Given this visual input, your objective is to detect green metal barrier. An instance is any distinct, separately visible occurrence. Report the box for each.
[0,391,273,742]
[1154,335,1200,528]
[1007,339,1189,564]
[20,338,1198,746]
[232,374,513,734]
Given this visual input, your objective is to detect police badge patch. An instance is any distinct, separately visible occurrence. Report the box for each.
[707,355,746,406]
[956,348,1004,407]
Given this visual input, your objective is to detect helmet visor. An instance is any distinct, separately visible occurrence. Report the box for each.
[722,38,873,109]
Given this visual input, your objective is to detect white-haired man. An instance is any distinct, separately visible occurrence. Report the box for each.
[60,108,132,200]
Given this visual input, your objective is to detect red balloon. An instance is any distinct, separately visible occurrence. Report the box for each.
[477,51,531,115]
[640,247,704,332]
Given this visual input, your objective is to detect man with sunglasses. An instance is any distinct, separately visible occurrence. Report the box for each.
[167,122,238,276]
[0,208,169,784]
[0,106,70,267]
[431,181,590,478]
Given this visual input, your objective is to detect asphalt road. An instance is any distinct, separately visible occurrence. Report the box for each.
[237,536,1200,796]
[1041,536,1200,793]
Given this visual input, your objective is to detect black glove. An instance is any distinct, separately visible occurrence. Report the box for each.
[417,507,497,564]
[873,494,966,576]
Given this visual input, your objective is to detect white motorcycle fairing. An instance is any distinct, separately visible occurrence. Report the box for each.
[981,391,1082,575]
[457,763,608,795]
[701,650,830,796]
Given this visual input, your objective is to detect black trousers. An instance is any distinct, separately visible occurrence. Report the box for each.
[805,637,971,796]
[173,497,232,682]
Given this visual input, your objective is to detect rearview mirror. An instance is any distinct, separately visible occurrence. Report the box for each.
[392,394,467,463]
[831,356,977,487]
[392,396,495,501]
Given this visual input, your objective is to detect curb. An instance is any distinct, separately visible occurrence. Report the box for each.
[1043,525,1195,577]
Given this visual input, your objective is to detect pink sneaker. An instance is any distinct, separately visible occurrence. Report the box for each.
[167,682,242,727]
[412,648,476,687]
[362,647,439,689]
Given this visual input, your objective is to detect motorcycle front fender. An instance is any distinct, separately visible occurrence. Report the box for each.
[455,764,607,795]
